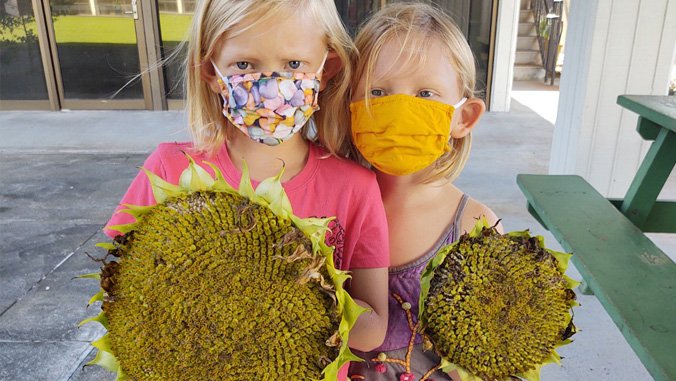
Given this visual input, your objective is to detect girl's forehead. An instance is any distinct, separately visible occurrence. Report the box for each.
[215,10,326,58]
[241,10,315,37]
[372,37,452,80]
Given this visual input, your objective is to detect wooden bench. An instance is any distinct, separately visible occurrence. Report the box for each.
[517,174,676,381]
[517,95,676,381]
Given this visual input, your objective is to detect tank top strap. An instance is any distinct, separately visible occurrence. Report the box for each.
[446,193,470,246]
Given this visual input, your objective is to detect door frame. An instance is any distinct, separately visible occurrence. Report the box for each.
[31,0,166,110]
[0,0,58,111]
[485,0,498,108]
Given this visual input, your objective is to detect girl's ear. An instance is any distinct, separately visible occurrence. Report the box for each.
[199,59,223,94]
[319,50,343,91]
[450,97,485,139]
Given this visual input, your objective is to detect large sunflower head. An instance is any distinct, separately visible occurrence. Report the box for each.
[79,155,366,380]
[419,219,579,381]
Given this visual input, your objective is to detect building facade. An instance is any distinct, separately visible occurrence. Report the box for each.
[0,0,499,111]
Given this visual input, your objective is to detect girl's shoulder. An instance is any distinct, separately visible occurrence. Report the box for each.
[459,197,502,234]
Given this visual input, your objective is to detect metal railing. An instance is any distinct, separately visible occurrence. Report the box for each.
[533,0,564,85]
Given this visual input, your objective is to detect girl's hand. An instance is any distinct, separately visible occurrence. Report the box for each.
[344,267,389,352]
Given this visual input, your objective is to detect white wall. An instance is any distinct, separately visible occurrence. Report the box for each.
[489,0,520,112]
[551,0,676,197]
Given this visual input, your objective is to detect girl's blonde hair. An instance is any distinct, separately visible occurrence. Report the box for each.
[186,0,355,158]
[353,2,477,183]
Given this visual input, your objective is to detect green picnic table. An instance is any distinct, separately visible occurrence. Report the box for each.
[517,95,676,381]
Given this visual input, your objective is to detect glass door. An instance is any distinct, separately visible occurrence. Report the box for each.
[45,0,149,109]
[0,0,53,110]
[156,0,194,109]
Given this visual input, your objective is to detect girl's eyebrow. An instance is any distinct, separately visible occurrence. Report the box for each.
[222,51,315,64]
[222,53,259,63]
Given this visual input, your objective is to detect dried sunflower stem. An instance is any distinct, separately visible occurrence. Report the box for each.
[421,363,442,381]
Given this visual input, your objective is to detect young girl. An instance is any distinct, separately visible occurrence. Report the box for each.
[105,0,389,377]
[347,4,502,381]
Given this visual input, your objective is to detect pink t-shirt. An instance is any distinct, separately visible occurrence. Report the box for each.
[106,141,389,271]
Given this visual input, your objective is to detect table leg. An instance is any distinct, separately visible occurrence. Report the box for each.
[620,128,676,228]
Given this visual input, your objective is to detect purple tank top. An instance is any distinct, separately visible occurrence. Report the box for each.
[373,194,469,352]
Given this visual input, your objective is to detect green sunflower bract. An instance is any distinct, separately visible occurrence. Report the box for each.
[419,219,579,381]
[79,155,367,380]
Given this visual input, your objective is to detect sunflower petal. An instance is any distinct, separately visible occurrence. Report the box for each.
[79,311,108,329]
[87,347,120,372]
[179,153,214,191]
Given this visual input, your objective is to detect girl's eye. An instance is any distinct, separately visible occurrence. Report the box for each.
[418,90,434,98]
[236,62,250,70]
[288,61,302,70]
[370,89,385,97]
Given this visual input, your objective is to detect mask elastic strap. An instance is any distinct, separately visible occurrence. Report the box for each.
[453,97,468,109]
[316,50,330,75]
[211,59,225,79]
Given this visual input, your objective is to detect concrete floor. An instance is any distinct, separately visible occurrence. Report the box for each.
[0,82,671,380]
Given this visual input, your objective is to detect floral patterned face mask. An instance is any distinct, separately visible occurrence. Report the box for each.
[212,52,328,146]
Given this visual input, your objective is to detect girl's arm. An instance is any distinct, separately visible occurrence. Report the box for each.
[345,267,389,352]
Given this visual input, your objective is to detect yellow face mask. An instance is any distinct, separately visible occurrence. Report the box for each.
[350,94,466,176]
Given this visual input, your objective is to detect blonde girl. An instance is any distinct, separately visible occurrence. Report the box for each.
[348,3,502,380]
[105,0,389,378]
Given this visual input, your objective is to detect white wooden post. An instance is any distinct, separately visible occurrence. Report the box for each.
[489,0,520,112]
[551,0,676,197]
[89,0,99,15]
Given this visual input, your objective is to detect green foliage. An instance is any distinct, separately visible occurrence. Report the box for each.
[0,14,38,45]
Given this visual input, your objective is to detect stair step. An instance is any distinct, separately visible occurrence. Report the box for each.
[520,10,534,23]
[515,50,542,65]
[517,36,538,50]
[513,64,546,81]
[518,23,536,37]
[521,0,532,10]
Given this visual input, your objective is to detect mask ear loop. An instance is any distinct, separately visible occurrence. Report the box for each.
[452,97,468,109]
[307,51,330,123]
[316,50,330,75]
[210,59,226,80]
